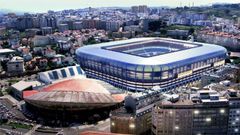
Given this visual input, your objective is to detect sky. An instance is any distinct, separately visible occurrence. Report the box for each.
[0,0,239,13]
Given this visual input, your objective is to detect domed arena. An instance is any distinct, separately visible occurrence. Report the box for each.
[23,78,125,125]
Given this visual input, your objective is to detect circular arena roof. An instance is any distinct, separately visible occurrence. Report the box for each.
[42,79,110,94]
[23,79,125,110]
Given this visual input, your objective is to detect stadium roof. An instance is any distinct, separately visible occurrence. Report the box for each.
[76,37,227,66]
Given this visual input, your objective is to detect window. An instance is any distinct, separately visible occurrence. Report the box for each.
[197,62,201,68]
[61,69,67,78]
[52,71,59,79]
[153,72,161,77]
[194,63,197,68]
[127,70,135,78]
[136,72,143,79]
[168,72,173,78]
[68,68,75,76]
[153,66,161,72]
[144,66,152,72]
[162,66,168,71]
[144,73,152,80]
[77,66,82,74]
[161,71,168,79]
[177,68,180,73]
[184,66,187,71]
[109,66,114,74]
[136,66,144,72]
[127,65,136,71]
[180,67,184,72]
[48,72,54,80]
[173,69,176,74]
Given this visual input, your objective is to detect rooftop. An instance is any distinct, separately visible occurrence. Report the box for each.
[42,78,110,94]
[10,56,24,62]
[0,49,15,54]
[77,37,227,66]
[160,99,194,106]
[23,78,125,104]
[157,89,231,107]
[24,90,120,104]
[11,80,42,91]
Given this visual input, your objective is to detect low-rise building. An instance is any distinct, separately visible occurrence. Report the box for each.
[197,31,240,51]
[58,23,69,32]
[36,57,48,69]
[11,80,42,99]
[50,54,64,67]
[201,64,239,87]
[57,40,71,51]
[41,27,53,36]
[124,25,142,32]
[43,47,56,58]
[7,56,25,74]
[0,49,16,59]
[32,36,50,47]
[167,30,189,39]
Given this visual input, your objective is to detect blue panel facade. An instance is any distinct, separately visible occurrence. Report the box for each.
[76,50,226,91]
[76,38,227,91]
[60,69,67,78]
[68,68,75,76]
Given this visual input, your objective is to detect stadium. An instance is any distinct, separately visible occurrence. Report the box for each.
[76,38,227,91]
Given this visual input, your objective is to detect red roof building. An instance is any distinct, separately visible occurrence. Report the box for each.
[23,78,125,111]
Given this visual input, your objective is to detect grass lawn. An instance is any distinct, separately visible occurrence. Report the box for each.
[7,79,20,83]
[167,25,202,31]
[7,122,33,130]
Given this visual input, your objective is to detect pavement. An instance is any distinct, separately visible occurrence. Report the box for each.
[24,124,41,135]
[77,118,110,132]
[0,127,24,135]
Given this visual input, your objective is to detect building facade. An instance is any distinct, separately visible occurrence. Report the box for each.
[152,90,240,135]
[7,56,25,74]
[227,89,240,135]
[110,92,163,135]
[76,38,227,91]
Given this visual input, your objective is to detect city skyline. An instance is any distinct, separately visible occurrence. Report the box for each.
[0,0,240,13]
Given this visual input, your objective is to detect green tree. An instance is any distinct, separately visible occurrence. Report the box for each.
[148,19,167,32]
[188,28,195,35]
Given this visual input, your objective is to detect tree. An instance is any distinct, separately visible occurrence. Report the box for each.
[148,19,167,32]
[85,37,97,45]
[188,28,195,35]
[224,9,230,15]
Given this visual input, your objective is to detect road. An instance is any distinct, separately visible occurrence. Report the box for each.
[24,124,41,135]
